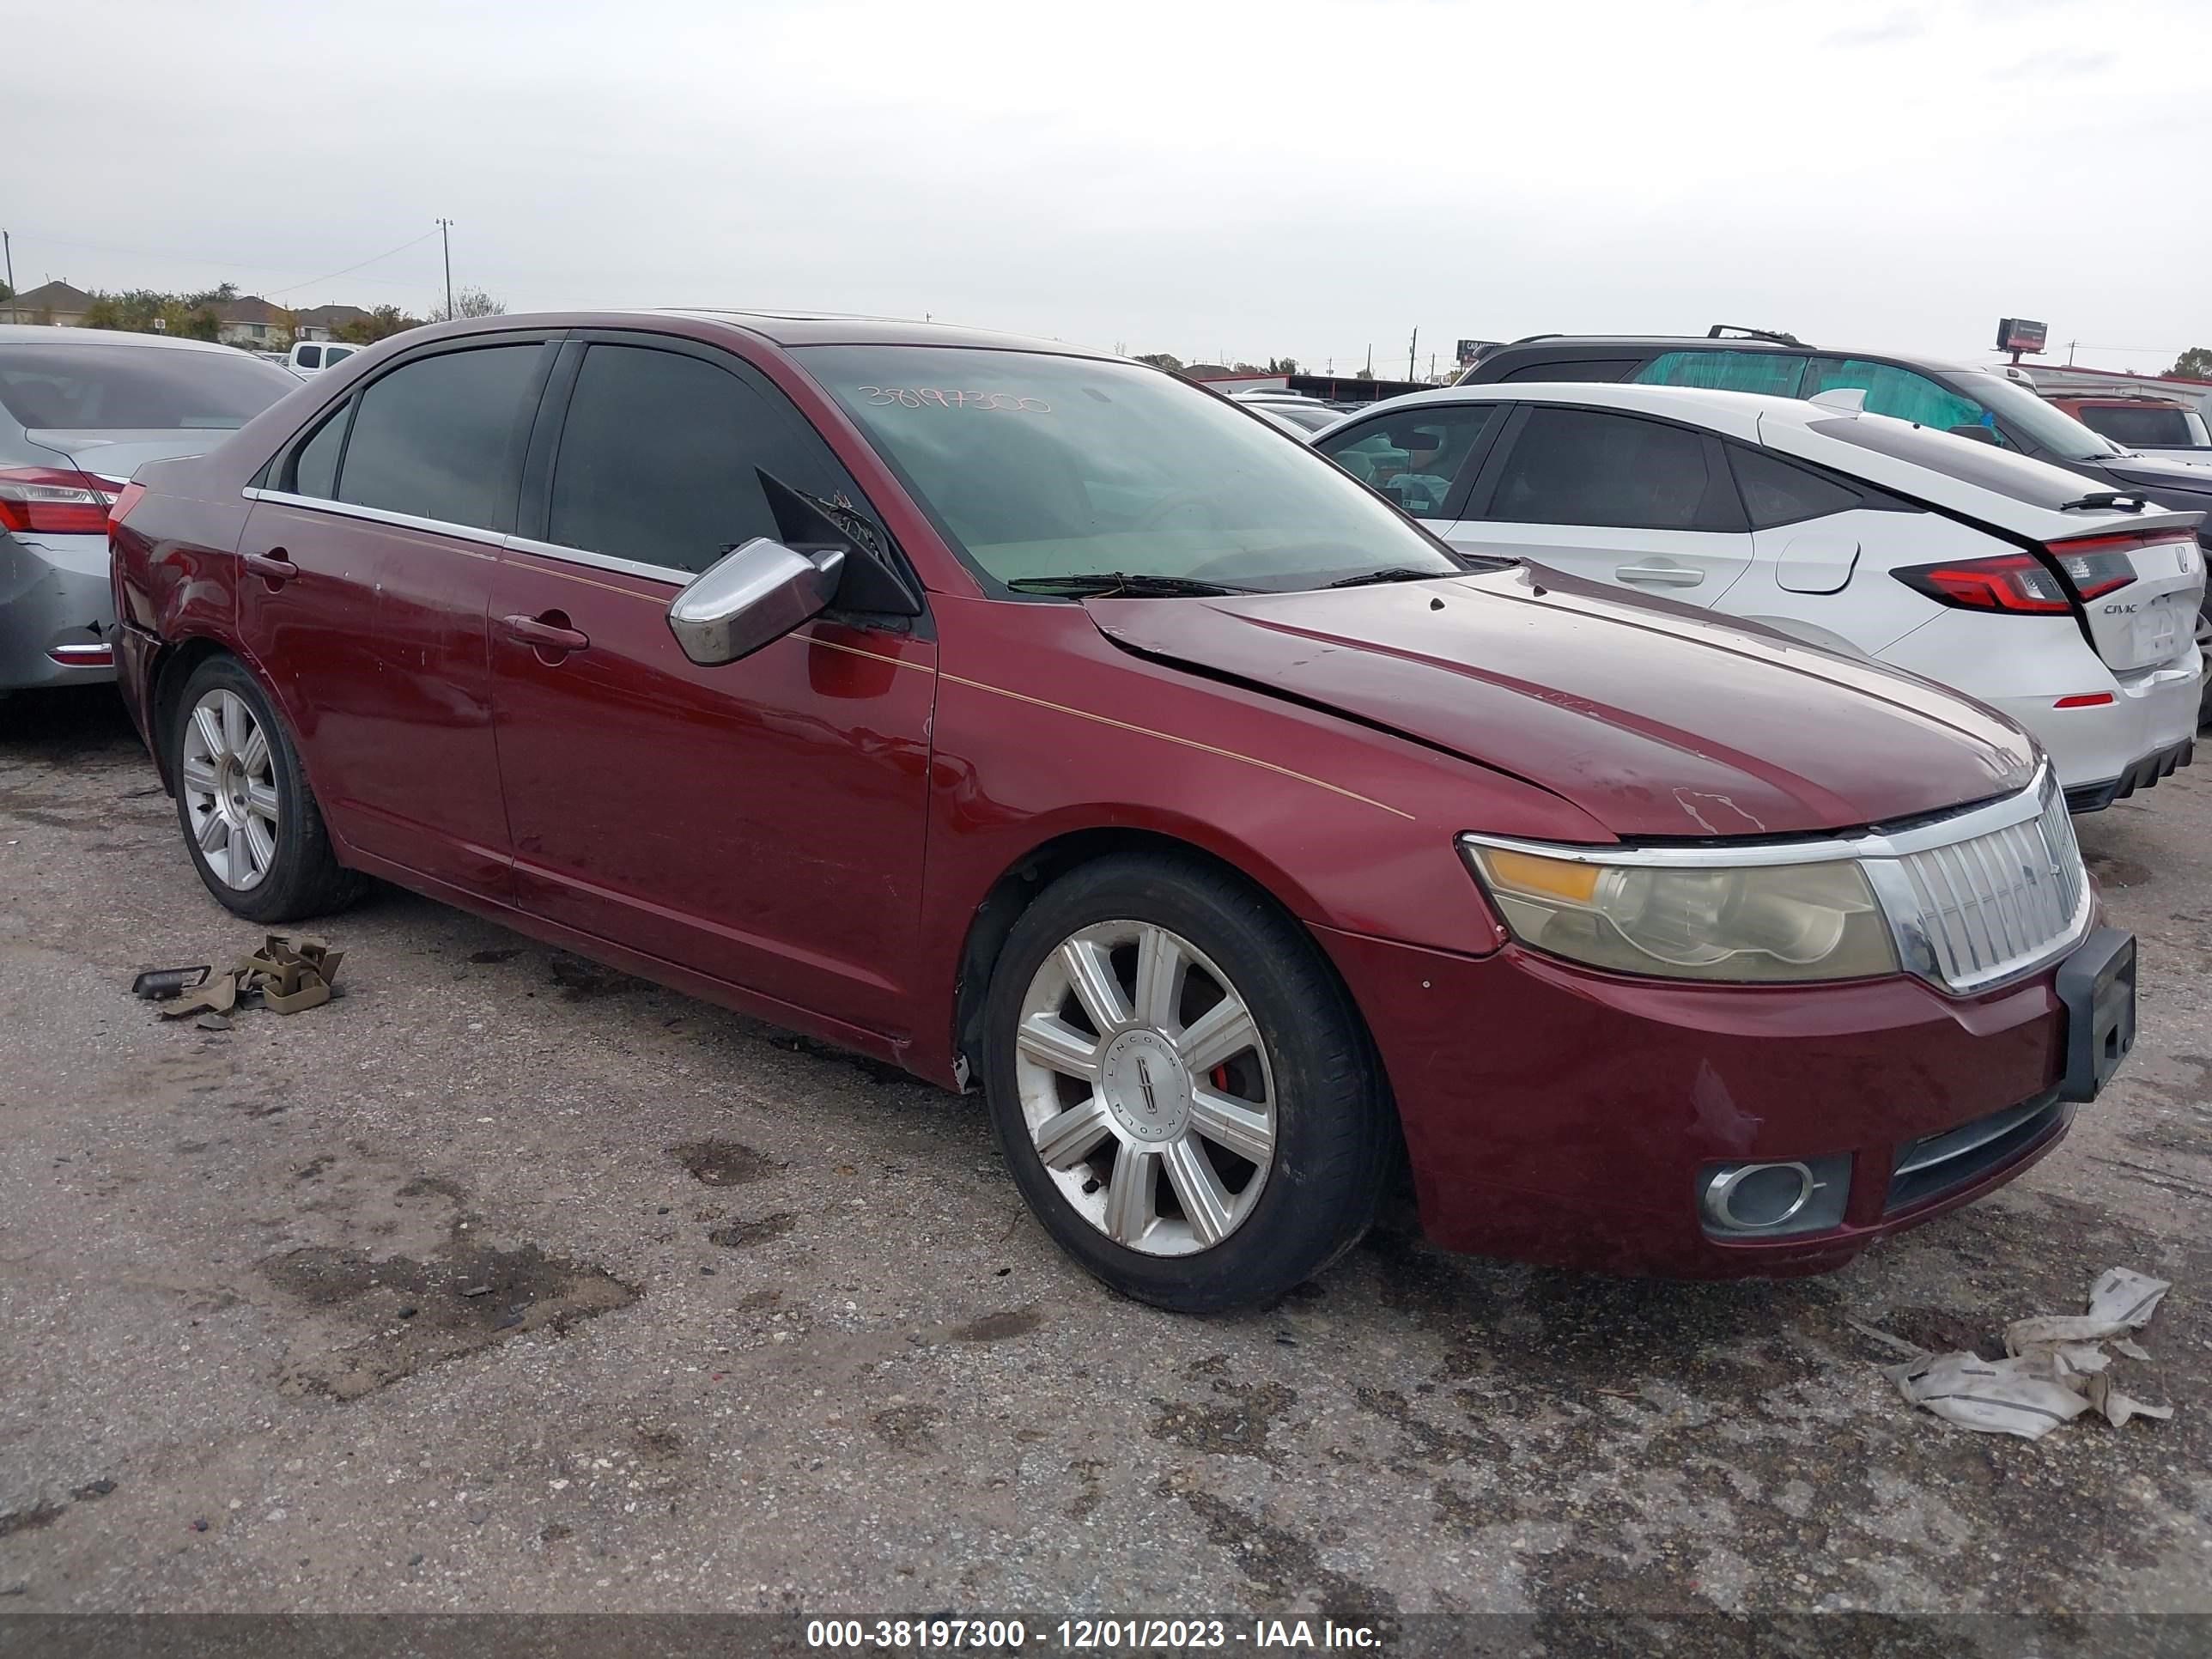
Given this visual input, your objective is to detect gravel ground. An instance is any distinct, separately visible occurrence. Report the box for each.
[3,687,2209,1633]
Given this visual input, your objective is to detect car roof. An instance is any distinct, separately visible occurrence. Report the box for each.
[1474,334,1984,374]
[0,325,260,356]
[1322,380,1813,441]
[646,308,1117,357]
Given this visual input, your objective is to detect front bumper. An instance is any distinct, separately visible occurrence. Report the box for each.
[1316,922,2094,1277]
[0,530,116,690]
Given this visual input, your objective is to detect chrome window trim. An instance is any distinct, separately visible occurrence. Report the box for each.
[1461,765,2092,994]
[241,486,507,552]
[240,489,690,586]
[1459,767,2053,869]
[501,534,686,587]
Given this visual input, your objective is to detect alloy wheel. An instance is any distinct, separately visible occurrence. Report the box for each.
[179,688,280,891]
[1013,920,1277,1256]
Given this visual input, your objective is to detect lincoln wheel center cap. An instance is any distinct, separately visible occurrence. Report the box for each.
[1097,1028,1192,1142]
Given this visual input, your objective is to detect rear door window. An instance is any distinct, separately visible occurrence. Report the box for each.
[295,346,322,370]
[336,343,548,532]
[1804,357,1995,437]
[1634,349,1808,398]
[1480,406,1729,530]
[547,342,870,574]
[1316,404,1499,517]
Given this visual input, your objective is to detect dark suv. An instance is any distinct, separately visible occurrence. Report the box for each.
[1457,327,2212,723]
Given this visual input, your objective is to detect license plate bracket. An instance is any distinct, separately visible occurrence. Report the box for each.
[2056,927,2136,1103]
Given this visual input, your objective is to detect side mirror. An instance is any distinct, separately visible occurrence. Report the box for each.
[666,538,845,666]
[1948,422,2001,445]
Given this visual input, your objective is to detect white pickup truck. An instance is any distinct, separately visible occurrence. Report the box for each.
[283,340,362,375]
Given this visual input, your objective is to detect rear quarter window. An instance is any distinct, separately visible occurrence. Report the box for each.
[1498,357,1641,384]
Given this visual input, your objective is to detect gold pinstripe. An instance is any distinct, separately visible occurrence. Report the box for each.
[798,636,1413,821]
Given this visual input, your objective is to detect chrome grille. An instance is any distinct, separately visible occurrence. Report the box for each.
[1873,780,2087,993]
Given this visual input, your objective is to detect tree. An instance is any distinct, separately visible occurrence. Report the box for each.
[1266,356,1299,375]
[337,305,422,345]
[1133,351,1182,372]
[429,286,507,322]
[2172,347,2212,380]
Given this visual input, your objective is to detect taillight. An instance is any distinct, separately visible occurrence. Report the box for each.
[0,466,116,535]
[109,481,148,526]
[1894,553,2072,614]
[2044,527,2194,601]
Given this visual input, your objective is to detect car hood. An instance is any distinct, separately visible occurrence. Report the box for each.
[1085,568,2038,839]
[26,428,229,486]
[2095,452,2212,503]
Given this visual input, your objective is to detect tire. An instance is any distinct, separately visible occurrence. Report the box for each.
[169,654,364,922]
[2197,597,2209,730]
[981,851,1392,1313]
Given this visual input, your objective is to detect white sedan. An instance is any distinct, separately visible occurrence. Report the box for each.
[1314,382,2205,811]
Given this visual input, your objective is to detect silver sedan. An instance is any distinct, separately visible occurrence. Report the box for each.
[1,326,298,692]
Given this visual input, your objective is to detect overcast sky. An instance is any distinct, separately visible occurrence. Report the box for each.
[9,0,2207,376]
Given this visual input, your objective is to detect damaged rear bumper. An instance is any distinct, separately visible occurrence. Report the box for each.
[1,529,117,690]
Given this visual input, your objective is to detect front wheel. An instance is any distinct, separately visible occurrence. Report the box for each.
[169,655,363,922]
[981,854,1392,1312]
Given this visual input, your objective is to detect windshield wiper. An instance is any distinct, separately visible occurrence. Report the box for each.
[1325,567,1455,588]
[1325,556,1515,586]
[1005,573,1247,598]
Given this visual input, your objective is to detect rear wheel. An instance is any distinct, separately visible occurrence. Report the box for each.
[981,853,1391,1312]
[169,655,362,921]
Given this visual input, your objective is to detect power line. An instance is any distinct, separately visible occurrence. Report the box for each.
[265,228,443,298]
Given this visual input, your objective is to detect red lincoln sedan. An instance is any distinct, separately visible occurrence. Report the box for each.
[109,312,2136,1311]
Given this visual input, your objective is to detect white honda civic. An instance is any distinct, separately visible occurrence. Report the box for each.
[1313,383,2205,811]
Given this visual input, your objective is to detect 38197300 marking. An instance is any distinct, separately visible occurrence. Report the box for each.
[856,386,1052,411]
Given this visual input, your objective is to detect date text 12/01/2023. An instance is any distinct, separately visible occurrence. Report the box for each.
[804,1618,1383,1650]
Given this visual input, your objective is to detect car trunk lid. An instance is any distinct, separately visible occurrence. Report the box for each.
[24,427,230,490]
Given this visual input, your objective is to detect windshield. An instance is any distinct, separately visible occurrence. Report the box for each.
[0,343,296,432]
[799,345,1463,592]
[1953,369,2125,461]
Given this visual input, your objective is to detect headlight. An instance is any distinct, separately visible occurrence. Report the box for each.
[1459,838,1900,983]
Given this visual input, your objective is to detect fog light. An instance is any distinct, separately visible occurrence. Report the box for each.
[1698,1154,1851,1238]
[1706,1163,1812,1228]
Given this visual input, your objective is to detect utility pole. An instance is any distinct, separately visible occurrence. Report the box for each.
[436,218,455,320]
[2068,339,2078,366]
[3,230,15,325]
[1407,326,1418,384]
[1363,343,1372,377]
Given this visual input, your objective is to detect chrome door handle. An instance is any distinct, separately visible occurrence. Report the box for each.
[500,612,591,655]
[1616,562,1704,586]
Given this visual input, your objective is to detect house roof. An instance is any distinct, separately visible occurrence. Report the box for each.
[294,303,369,326]
[9,280,94,313]
[217,295,289,325]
